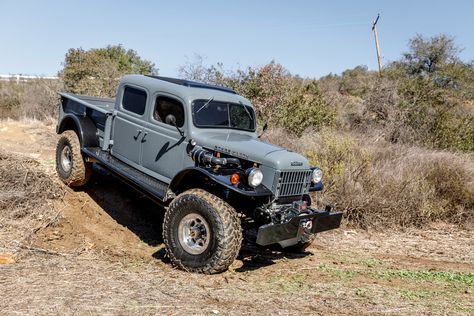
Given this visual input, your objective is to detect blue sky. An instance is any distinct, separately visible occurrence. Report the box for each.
[1,0,473,78]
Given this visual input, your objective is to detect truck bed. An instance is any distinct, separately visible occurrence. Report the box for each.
[59,92,115,114]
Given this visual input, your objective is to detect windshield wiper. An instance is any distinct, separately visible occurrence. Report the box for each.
[239,101,253,122]
[196,97,214,114]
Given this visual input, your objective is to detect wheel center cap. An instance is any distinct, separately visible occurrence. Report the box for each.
[190,229,199,238]
[178,213,211,255]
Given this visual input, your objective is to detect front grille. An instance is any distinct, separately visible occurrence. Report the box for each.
[276,170,312,197]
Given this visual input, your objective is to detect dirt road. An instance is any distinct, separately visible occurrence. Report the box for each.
[0,120,473,315]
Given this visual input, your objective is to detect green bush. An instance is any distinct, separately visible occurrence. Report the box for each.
[339,65,375,98]
[59,45,157,97]
[279,80,336,136]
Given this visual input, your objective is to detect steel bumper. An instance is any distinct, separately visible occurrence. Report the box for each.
[255,208,343,246]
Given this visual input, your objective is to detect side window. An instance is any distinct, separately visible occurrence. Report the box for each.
[154,96,185,128]
[122,87,147,115]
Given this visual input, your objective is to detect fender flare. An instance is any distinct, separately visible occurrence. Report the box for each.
[169,167,272,197]
[57,114,99,148]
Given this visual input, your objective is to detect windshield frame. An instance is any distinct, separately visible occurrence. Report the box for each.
[191,99,257,132]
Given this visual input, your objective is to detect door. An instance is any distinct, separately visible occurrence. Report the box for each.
[111,86,148,167]
[141,95,187,181]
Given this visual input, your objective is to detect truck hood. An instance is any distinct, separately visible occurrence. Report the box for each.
[192,131,310,170]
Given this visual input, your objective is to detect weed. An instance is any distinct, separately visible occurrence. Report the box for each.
[360,258,383,268]
[399,290,434,300]
[355,287,368,297]
[377,270,474,286]
[317,264,357,281]
[269,273,310,294]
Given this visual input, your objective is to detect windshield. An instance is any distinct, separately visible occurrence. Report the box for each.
[192,99,256,131]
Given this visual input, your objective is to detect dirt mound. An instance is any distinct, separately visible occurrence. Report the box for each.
[0,121,163,262]
[35,166,165,261]
[0,151,64,248]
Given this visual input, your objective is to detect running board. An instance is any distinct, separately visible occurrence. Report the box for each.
[82,147,168,202]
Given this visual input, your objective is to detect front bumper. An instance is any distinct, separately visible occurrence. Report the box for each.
[255,207,343,246]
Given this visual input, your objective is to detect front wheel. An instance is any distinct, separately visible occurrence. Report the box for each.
[163,189,242,274]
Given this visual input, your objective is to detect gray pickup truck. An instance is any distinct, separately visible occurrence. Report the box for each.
[55,75,342,273]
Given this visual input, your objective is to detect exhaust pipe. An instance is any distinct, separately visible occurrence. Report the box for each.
[189,148,240,167]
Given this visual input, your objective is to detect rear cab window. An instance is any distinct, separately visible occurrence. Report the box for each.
[122,86,147,115]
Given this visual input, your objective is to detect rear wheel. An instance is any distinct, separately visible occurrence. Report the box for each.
[56,130,92,187]
[163,189,242,274]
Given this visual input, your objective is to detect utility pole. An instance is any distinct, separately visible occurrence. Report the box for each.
[372,14,382,75]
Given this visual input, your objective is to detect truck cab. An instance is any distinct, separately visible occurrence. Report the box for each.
[55,75,342,274]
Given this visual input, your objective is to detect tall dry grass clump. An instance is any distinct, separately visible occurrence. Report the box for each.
[0,151,64,247]
[264,129,474,229]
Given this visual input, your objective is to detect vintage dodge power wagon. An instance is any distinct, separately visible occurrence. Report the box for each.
[55,75,342,273]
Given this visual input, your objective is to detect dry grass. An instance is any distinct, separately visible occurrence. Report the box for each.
[264,129,474,229]
[0,79,62,120]
[0,151,64,249]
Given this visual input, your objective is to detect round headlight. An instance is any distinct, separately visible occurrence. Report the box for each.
[247,168,263,187]
[311,168,323,183]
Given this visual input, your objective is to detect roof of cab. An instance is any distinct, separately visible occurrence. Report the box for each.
[119,75,251,106]
[146,76,236,94]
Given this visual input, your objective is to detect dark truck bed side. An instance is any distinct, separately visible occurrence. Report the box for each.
[59,93,114,130]
[59,93,117,150]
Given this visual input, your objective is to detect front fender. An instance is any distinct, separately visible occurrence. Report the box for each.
[169,167,272,197]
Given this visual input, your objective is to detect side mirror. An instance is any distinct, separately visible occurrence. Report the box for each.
[165,114,185,137]
[165,114,177,126]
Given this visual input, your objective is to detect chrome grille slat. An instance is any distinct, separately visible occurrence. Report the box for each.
[276,170,312,197]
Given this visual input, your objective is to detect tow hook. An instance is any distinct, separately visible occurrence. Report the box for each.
[301,220,313,230]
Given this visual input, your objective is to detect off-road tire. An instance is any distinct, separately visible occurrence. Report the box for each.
[282,235,317,253]
[163,189,242,274]
[56,130,92,187]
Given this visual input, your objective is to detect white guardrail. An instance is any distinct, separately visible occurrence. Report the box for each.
[0,74,59,83]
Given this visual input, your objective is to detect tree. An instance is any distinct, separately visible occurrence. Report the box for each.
[59,45,157,97]
[385,34,474,151]
[402,34,460,75]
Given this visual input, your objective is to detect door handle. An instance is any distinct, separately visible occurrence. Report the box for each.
[141,132,148,143]
[133,130,142,140]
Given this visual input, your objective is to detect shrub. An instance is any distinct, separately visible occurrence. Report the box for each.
[310,133,473,228]
[339,65,375,98]
[279,80,336,136]
[0,79,63,120]
[0,82,22,118]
